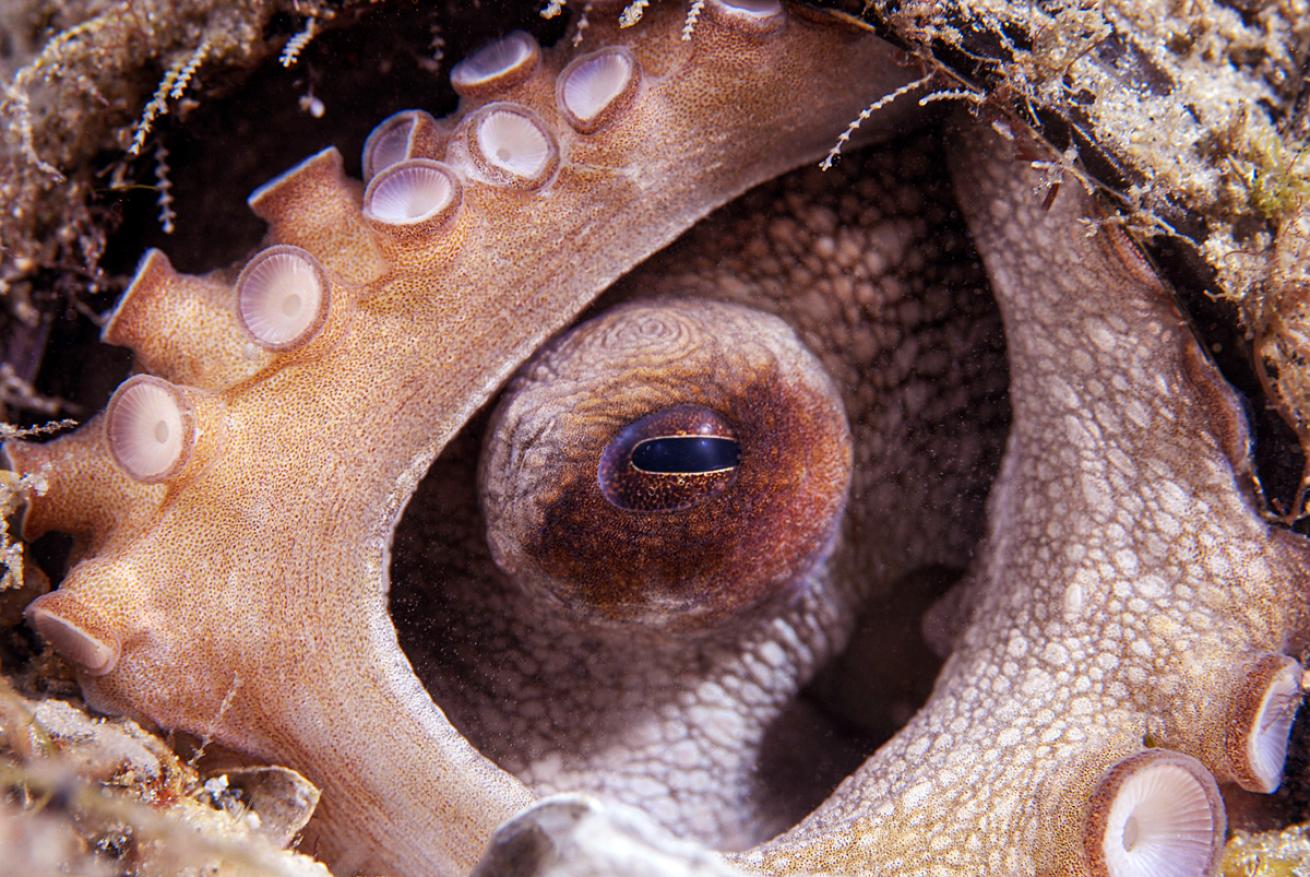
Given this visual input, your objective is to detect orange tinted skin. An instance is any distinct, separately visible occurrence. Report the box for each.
[6,4,1310,877]
[5,6,922,875]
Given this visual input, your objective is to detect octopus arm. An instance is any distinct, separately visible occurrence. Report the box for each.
[732,115,1310,876]
[4,6,930,876]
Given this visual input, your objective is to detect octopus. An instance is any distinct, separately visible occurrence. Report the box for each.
[4,2,1309,875]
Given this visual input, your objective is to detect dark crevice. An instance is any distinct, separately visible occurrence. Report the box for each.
[1150,234,1309,531]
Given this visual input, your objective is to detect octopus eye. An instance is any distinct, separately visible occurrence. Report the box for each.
[481,299,851,633]
[630,434,740,473]
[599,405,739,512]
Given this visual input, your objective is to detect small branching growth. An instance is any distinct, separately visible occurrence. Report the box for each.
[154,140,176,235]
[280,18,320,69]
[620,0,652,28]
[854,0,1304,306]
[0,419,74,594]
[0,677,329,876]
[1220,825,1310,877]
[0,0,371,343]
[681,0,706,40]
[820,74,935,171]
[1238,129,1310,224]
[128,39,211,157]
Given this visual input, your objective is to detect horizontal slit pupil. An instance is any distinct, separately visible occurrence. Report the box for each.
[630,436,740,474]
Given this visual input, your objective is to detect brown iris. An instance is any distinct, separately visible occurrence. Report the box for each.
[599,405,740,512]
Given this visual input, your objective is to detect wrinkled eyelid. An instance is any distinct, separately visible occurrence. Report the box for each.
[478,298,853,632]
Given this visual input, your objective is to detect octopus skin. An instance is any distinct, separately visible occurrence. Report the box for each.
[391,128,1009,855]
[3,2,1309,877]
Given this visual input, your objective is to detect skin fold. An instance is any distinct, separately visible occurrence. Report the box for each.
[4,2,1308,876]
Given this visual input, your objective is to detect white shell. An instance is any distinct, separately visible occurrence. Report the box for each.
[364,160,461,226]
[106,375,194,483]
[236,245,330,350]
[452,31,539,95]
[473,106,557,186]
[558,48,638,133]
[1245,658,1303,793]
[1100,759,1219,877]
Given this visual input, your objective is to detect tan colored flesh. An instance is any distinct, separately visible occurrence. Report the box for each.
[6,7,922,876]
[7,5,1310,877]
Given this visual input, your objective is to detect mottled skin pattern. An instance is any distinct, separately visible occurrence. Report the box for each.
[4,2,1310,876]
[737,120,1310,874]
[2,5,924,875]
[392,136,1007,850]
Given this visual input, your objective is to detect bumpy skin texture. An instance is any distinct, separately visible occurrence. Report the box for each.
[392,135,1006,851]
[3,5,924,876]
[5,3,1310,877]
[479,300,857,635]
[735,121,1310,874]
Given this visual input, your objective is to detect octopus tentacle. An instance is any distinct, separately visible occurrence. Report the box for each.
[3,419,162,555]
[4,6,923,875]
[6,2,1309,874]
[103,250,270,390]
[736,116,1310,876]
